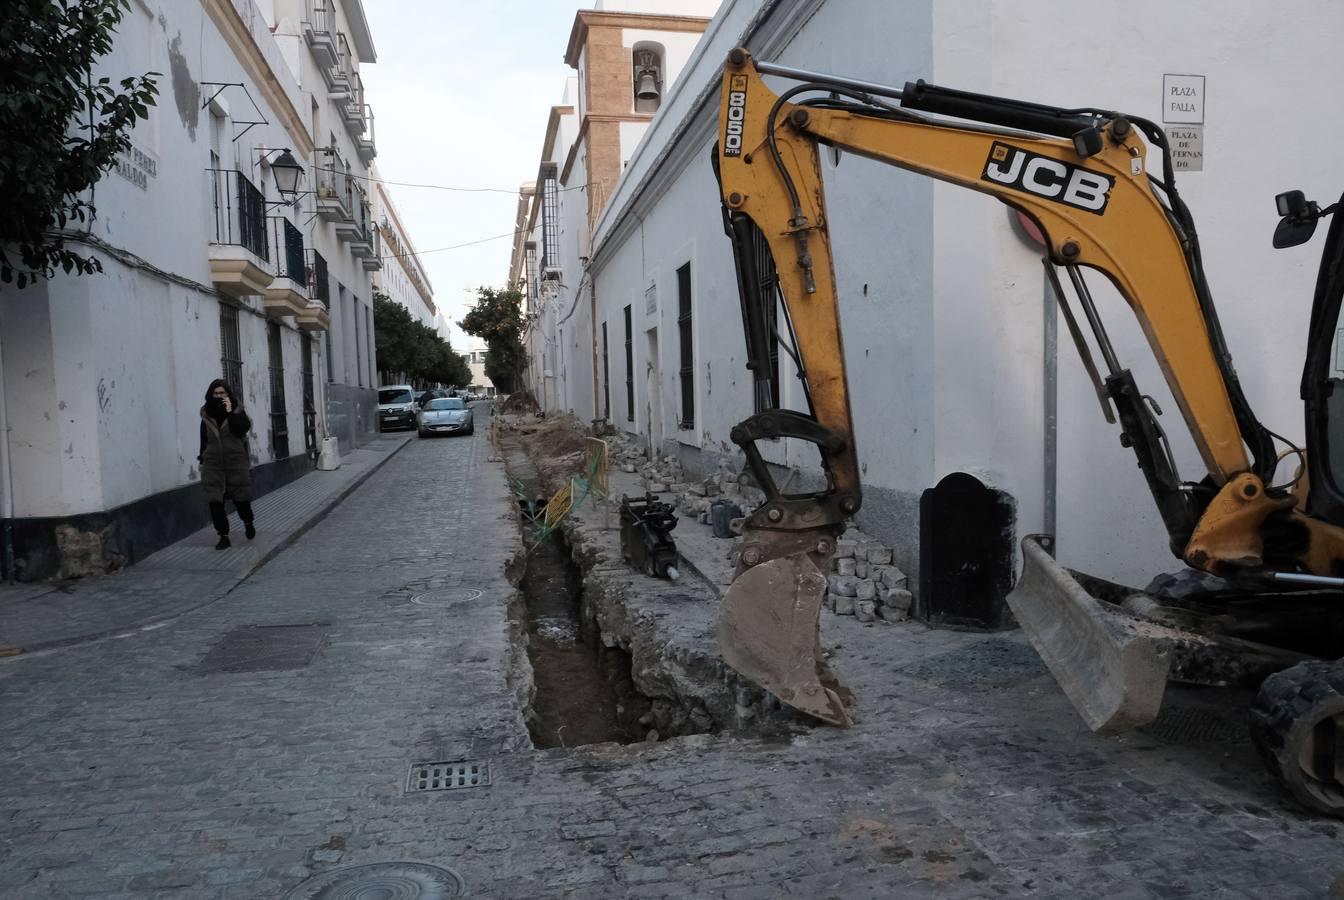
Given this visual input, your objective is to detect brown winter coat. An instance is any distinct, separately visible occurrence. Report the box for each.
[199,406,254,503]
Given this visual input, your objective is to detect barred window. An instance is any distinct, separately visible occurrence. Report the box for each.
[676,263,694,429]
[624,305,634,422]
[219,306,242,393]
[540,164,559,271]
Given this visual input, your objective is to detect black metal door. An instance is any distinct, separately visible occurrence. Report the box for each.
[303,334,318,459]
[268,322,289,459]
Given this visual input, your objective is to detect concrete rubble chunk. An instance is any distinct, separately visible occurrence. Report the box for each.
[828,574,859,597]
[881,587,913,612]
[835,540,856,559]
[854,560,869,579]
[855,600,876,622]
[876,604,908,622]
[877,566,908,590]
[867,546,893,565]
[835,558,856,577]
[855,579,876,601]
[834,594,855,615]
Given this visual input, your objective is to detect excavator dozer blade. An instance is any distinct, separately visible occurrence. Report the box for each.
[1006,536,1172,734]
[718,552,853,726]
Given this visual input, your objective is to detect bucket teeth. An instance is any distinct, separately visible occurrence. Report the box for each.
[719,552,853,726]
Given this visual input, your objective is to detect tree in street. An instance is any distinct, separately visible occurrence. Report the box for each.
[1,0,160,287]
[457,286,525,394]
[373,292,470,387]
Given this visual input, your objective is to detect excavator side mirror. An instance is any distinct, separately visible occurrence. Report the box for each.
[1273,190,1320,249]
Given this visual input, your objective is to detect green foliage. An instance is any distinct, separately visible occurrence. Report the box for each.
[373,292,470,387]
[0,0,160,287]
[458,286,525,394]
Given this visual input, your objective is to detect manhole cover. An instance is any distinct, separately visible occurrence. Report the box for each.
[410,589,484,606]
[283,861,465,899]
[195,624,328,674]
[407,760,490,792]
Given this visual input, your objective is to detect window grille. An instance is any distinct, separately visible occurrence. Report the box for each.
[525,242,538,306]
[219,306,243,394]
[540,165,559,271]
[268,322,289,459]
[302,334,318,458]
[624,305,634,422]
[601,322,611,419]
[677,263,694,429]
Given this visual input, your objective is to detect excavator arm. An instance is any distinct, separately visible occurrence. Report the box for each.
[713,49,1344,727]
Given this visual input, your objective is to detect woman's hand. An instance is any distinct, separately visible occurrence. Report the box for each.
[222,395,233,413]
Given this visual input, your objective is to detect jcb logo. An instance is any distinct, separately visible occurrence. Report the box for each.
[981,142,1113,214]
[723,75,749,157]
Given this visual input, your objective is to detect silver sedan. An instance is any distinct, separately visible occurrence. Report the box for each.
[416,397,474,437]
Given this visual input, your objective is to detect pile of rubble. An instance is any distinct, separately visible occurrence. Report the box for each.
[606,431,913,626]
[609,436,766,521]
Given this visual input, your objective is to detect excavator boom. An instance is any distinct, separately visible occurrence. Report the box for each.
[712,49,1344,732]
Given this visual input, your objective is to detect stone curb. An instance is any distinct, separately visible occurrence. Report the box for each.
[1,435,413,657]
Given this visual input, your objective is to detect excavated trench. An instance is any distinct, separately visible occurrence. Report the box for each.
[503,434,696,749]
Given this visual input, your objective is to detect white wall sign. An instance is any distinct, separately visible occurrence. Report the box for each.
[1165,126,1204,171]
[645,283,657,315]
[112,144,158,191]
[1162,74,1205,124]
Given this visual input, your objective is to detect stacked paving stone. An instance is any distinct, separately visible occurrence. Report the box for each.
[825,528,912,623]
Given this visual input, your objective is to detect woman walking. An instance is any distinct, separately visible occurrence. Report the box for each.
[199,379,256,549]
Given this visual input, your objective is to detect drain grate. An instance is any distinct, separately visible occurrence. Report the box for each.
[1140,705,1247,745]
[407,760,491,792]
[195,624,329,675]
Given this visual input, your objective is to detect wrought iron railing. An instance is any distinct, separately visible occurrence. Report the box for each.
[305,0,333,35]
[336,33,353,82]
[360,104,375,146]
[269,217,307,286]
[316,147,351,210]
[306,248,330,306]
[209,169,268,261]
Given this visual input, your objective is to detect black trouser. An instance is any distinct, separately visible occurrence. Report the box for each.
[209,500,254,535]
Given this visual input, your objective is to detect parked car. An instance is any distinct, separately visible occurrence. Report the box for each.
[417,388,448,408]
[417,397,474,437]
[377,385,418,432]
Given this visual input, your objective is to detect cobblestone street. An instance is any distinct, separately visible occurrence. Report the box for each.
[2,426,1342,899]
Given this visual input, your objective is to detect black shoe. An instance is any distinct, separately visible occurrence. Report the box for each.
[244,522,256,540]
[215,535,231,550]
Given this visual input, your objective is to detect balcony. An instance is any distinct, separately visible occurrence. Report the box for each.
[361,226,383,271]
[326,33,352,96]
[263,217,309,319]
[297,249,331,332]
[315,147,351,222]
[355,104,376,162]
[341,71,366,135]
[347,188,374,255]
[338,185,370,244]
[208,169,273,297]
[302,0,337,69]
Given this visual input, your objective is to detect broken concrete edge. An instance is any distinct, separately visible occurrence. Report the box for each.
[2,435,416,659]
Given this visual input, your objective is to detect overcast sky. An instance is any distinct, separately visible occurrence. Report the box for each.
[360,1,583,347]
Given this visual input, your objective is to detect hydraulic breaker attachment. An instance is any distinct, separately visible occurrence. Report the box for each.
[1009,535,1312,733]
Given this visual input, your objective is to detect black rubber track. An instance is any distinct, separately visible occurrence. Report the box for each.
[1248,659,1344,817]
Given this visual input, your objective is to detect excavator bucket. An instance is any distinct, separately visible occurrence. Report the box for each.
[1006,536,1172,733]
[718,552,853,726]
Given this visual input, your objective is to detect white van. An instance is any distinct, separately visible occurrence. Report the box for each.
[377,384,417,432]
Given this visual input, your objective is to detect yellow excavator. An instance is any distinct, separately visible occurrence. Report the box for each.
[712,48,1344,815]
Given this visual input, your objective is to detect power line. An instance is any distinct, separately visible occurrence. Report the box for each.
[378,228,524,261]
[315,165,589,195]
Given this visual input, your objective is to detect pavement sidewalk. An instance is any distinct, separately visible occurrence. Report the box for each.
[0,434,412,655]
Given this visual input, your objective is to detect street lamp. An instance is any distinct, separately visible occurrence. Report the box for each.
[269,149,305,198]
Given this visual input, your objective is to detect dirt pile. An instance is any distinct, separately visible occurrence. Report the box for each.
[500,390,539,414]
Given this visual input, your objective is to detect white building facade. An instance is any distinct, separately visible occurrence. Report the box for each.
[0,0,385,580]
[516,0,1344,591]
[371,174,437,333]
